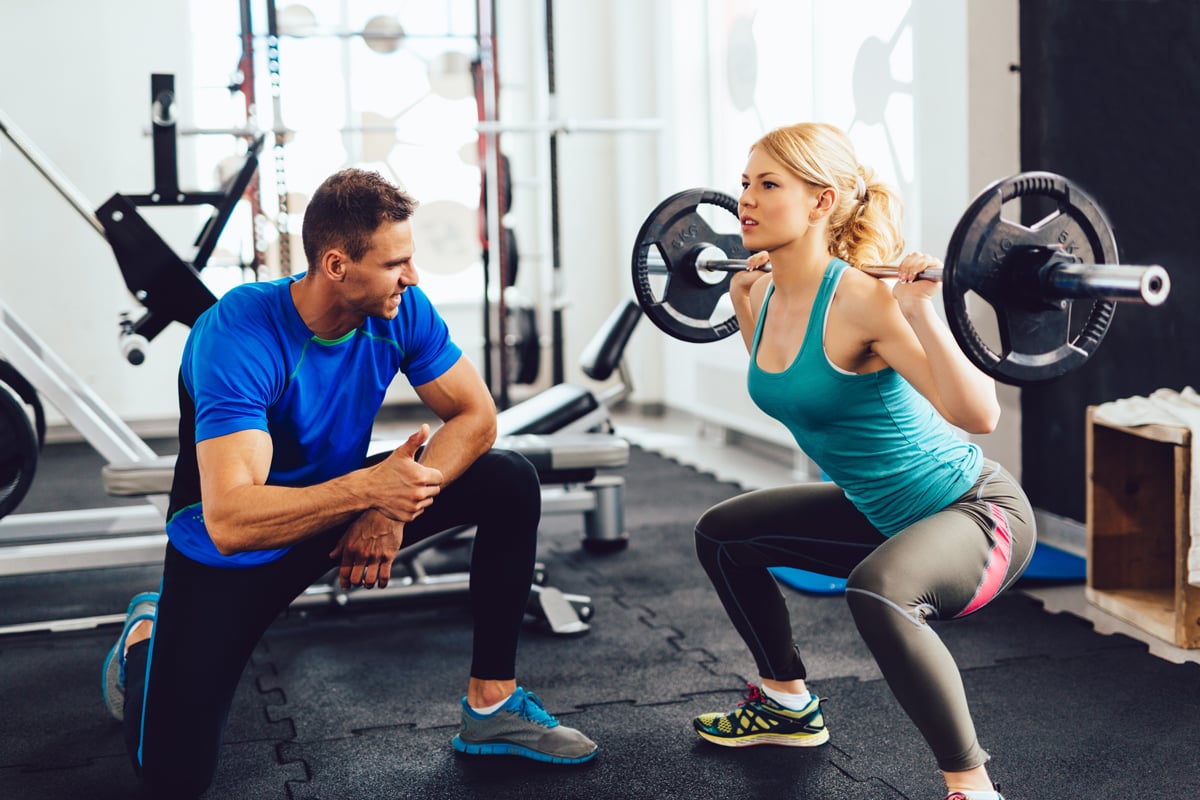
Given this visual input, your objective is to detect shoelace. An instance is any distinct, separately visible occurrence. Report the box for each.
[510,690,560,729]
[738,682,767,708]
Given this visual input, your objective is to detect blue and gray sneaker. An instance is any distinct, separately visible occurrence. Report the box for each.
[101,591,158,721]
[452,686,598,764]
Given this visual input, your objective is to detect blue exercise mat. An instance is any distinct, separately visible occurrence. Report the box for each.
[1018,542,1087,581]
[771,543,1086,596]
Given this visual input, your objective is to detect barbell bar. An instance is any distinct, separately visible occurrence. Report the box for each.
[630,172,1172,385]
[642,252,1169,306]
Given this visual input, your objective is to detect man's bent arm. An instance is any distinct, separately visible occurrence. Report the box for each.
[200,425,440,555]
[411,356,498,485]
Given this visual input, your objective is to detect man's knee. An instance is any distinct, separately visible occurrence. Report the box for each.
[478,449,538,494]
[141,763,216,800]
[471,449,540,531]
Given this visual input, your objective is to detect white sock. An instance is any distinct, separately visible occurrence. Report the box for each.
[469,694,512,716]
[759,684,812,710]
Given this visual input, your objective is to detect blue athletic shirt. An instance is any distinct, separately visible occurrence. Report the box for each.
[747,258,982,537]
[166,275,462,568]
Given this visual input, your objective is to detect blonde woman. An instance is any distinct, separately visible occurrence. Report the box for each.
[691,123,1034,800]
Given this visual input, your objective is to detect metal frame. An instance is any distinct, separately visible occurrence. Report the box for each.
[0,63,628,637]
[0,293,622,639]
[0,298,171,567]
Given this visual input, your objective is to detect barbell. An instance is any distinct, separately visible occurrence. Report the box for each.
[630,172,1171,385]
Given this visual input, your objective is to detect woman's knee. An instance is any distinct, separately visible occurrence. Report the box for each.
[844,560,925,626]
[845,556,889,596]
[694,501,743,546]
[693,507,735,565]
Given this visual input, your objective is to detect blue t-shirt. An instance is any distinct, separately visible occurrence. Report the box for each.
[747,258,981,537]
[166,276,462,567]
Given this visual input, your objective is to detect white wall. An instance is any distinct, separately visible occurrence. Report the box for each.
[605,0,1023,475]
[0,1,196,427]
[964,0,1023,474]
[0,0,1021,471]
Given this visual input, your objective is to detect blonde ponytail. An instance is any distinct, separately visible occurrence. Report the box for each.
[750,123,905,269]
[830,165,905,268]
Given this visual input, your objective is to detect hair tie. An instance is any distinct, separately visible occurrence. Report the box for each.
[854,174,868,204]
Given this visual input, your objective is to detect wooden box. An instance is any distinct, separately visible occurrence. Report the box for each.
[1086,406,1199,648]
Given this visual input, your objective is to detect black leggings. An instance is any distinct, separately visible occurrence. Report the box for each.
[693,460,1035,772]
[123,448,540,799]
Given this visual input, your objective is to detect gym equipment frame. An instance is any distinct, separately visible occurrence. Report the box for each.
[0,88,633,637]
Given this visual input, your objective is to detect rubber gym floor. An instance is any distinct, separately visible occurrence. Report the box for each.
[2,419,1199,800]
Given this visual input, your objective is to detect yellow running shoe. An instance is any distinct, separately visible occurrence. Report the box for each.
[693,683,829,747]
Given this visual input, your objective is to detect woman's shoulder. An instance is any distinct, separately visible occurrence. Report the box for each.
[834,262,893,306]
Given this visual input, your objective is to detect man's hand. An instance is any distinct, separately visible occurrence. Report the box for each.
[330,509,405,589]
[369,424,444,521]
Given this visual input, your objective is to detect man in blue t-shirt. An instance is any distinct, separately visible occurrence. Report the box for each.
[101,168,597,798]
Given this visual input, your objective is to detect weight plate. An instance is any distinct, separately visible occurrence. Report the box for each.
[410,200,479,275]
[0,380,38,520]
[943,171,1119,385]
[0,359,45,448]
[631,189,748,343]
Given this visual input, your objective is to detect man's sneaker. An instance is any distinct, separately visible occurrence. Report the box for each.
[452,686,598,764]
[693,683,829,747]
[101,591,158,721]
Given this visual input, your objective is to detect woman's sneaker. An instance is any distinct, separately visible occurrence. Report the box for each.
[693,683,829,747]
[452,686,598,764]
[101,591,158,721]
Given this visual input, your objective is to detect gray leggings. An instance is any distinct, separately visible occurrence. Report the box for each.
[693,460,1035,771]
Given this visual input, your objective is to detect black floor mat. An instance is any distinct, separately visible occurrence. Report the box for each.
[2,443,1198,799]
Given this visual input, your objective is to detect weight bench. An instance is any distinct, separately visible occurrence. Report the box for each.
[101,431,625,636]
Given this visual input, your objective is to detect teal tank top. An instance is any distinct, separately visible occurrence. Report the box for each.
[747,258,982,537]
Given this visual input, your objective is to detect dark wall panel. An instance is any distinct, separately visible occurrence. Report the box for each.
[1019,0,1200,521]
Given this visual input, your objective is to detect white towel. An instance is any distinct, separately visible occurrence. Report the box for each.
[1093,387,1200,585]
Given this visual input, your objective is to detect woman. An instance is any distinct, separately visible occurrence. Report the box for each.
[691,122,1033,800]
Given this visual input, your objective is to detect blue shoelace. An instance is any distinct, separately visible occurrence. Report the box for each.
[507,689,560,729]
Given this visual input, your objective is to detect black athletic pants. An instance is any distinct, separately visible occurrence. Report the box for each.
[694,460,1035,771]
[122,448,540,799]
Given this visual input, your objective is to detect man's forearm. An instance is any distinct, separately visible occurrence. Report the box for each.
[206,469,372,555]
[417,413,496,487]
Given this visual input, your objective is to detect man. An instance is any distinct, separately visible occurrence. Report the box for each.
[101,168,597,799]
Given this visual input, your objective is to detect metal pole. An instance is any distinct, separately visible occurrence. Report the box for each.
[265,0,292,274]
[236,0,267,275]
[1041,263,1170,306]
[546,0,565,385]
[477,0,508,407]
[164,118,664,137]
[0,108,105,238]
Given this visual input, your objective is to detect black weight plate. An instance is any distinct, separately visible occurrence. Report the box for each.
[631,189,748,343]
[0,380,38,520]
[943,172,1119,385]
[0,359,46,448]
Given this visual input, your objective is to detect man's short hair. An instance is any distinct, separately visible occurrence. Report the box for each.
[302,169,419,268]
